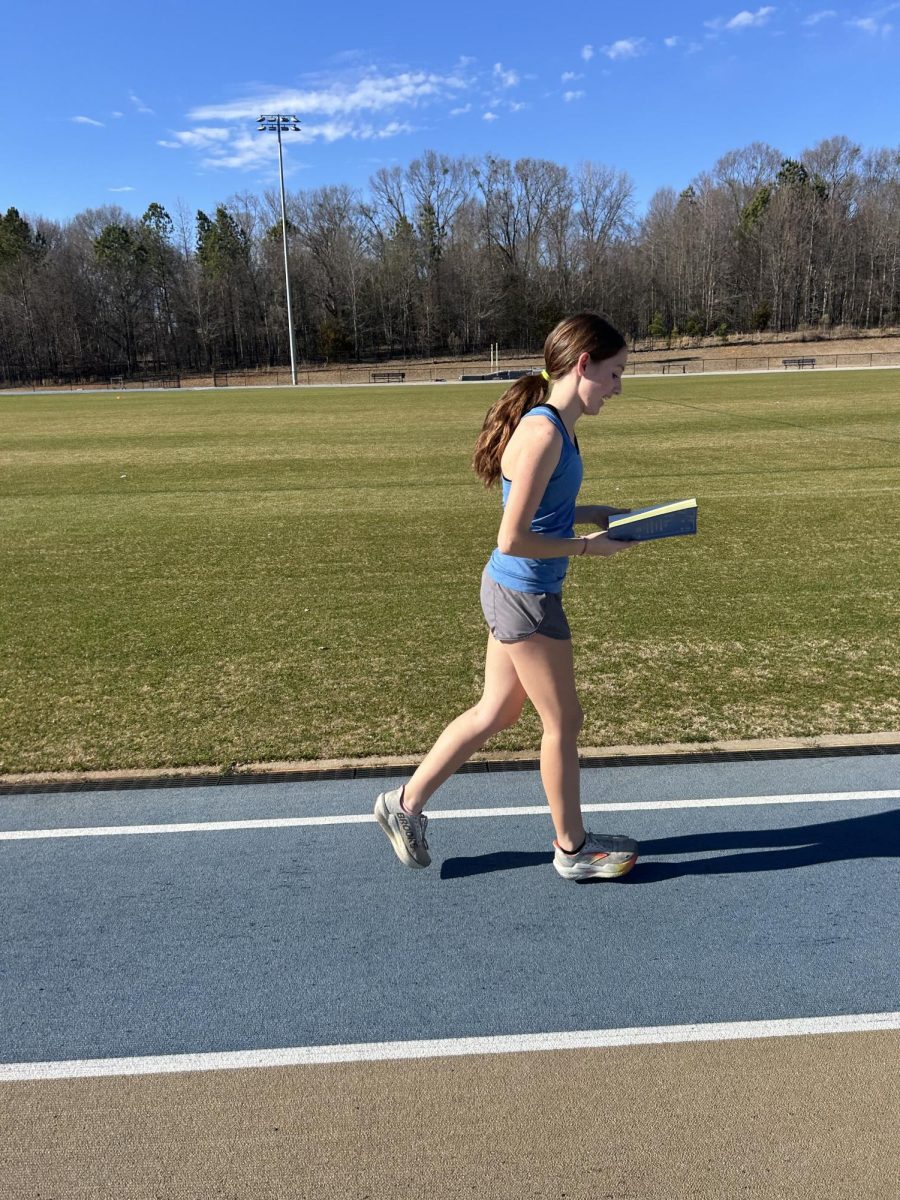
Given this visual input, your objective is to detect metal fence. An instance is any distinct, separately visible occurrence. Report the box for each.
[135,349,900,386]
[4,349,900,392]
[173,350,900,385]
[624,351,900,375]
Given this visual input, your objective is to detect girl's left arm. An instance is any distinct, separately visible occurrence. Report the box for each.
[574,503,630,529]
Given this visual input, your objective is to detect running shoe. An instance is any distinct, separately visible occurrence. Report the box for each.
[374,787,431,869]
[553,831,638,881]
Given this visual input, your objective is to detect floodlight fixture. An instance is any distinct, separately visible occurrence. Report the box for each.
[257,114,302,385]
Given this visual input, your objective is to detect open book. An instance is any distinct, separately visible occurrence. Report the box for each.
[606,498,698,541]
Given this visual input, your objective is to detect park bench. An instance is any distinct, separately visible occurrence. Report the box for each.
[110,374,181,389]
[782,357,816,369]
[371,370,406,383]
[459,369,534,382]
[660,358,694,374]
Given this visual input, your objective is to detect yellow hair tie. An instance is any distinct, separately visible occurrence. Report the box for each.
[540,369,550,382]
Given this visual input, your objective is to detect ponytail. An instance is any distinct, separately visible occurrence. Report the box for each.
[472,314,624,489]
[472,373,550,488]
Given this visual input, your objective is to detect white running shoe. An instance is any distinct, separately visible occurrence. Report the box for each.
[374,787,431,869]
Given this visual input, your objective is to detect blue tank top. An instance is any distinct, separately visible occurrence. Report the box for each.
[486,404,583,594]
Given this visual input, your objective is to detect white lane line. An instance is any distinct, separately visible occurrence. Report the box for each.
[3,1011,899,1082]
[0,789,897,842]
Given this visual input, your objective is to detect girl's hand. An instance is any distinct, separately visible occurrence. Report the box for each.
[582,531,634,557]
[591,504,631,531]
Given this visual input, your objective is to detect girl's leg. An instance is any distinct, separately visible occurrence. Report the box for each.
[502,634,585,851]
[402,634,527,813]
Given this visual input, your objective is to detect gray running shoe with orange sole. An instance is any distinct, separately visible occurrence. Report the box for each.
[374,787,431,869]
[553,830,638,881]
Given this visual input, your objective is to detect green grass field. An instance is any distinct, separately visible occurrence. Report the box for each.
[1,371,898,775]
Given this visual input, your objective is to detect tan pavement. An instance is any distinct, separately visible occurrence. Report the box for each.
[3,1030,898,1199]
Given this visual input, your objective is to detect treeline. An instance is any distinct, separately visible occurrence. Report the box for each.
[2,135,899,383]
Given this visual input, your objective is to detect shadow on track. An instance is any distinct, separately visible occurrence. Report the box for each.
[441,850,552,878]
[439,808,900,881]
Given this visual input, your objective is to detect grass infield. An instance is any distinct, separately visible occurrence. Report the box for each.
[1,372,898,775]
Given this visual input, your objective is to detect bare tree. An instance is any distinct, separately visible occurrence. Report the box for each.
[5,136,900,386]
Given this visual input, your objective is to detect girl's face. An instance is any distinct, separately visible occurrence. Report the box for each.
[577,347,629,414]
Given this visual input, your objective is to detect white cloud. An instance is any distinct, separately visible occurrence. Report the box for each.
[563,90,586,101]
[71,115,104,127]
[370,120,415,139]
[706,6,776,30]
[159,126,262,166]
[483,110,498,121]
[664,35,680,46]
[111,111,124,118]
[581,44,595,60]
[731,5,776,27]
[163,127,231,150]
[191,130,279,170]
[299,118,414,144]
[189,70,467,122]
[159,119,415,168]
[561,70,583,81]
[848,15,893,32]
[108,186,135,192]
[802,9,836,24]
[508,100,527,112]
[602,37,649,58]
[129,91,155,115]
[493,62,520,87]
[168,66,473,170]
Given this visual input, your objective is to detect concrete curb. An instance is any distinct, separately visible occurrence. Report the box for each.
[2,732,898,795]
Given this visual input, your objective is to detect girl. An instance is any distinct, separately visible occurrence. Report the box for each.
[375,313,640,882]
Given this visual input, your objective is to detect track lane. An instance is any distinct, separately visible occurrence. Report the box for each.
[3,754,898,1199]
[2,761,898,1066]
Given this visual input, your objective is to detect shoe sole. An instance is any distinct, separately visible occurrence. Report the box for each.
[374,796,430,869]
[553,853,638,881]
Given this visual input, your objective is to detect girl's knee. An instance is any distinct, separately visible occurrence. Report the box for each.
[475,700,524,737]
[496,704,525,734]
[543,705,584,738]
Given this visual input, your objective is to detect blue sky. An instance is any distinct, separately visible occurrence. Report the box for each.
[4,0,900,225]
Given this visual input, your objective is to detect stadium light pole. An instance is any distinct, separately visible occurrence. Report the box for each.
[258,114,300,385]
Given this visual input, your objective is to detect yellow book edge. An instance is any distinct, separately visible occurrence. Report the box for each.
[609,497,698,527]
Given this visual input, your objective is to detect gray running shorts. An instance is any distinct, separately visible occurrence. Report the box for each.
[480,566,572,643]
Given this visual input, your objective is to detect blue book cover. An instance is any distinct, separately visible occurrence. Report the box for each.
[607,498,698,541]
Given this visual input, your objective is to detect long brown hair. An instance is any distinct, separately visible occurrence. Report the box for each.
[472,312,626,488]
